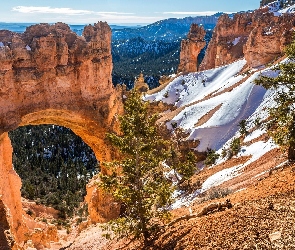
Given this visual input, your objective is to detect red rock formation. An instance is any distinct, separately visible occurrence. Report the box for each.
[200,12,254,70]
[0,133,27,249]
[200,10,295,70]
[178,24,206,73]
[0,22,123,247]
[134,73,149,92]
[244,12,294,67]
[85,175,120,224]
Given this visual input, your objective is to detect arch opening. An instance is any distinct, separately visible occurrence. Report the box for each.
[0,108,121,248]
[9,124,99,219]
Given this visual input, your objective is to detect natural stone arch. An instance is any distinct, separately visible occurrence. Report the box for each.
[17,109,117,163]
[0,22,123,248]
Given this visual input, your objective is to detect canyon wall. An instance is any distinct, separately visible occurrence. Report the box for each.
[200,9,295,70]
[0,22,123,248]
[178,24,206,73]
[0,133,25,250]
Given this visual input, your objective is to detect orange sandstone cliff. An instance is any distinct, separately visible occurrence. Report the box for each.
[0,22,123,248]
[200,9,295,70]
[178,24,206,73]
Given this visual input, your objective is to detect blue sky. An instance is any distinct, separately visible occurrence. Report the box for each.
[1,0,259,24]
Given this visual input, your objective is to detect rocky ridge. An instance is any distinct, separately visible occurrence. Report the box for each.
[200,7,295,70]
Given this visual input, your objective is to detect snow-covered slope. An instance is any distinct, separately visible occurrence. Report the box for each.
[263,0,295,15]
[145,59,274,151]
[145,58,285,208]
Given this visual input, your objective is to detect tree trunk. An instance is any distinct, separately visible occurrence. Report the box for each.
[288,141,295,162]
[288,117,295,162]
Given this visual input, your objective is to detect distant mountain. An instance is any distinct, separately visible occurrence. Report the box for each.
[112,15,221,89]
[112,15,219,41]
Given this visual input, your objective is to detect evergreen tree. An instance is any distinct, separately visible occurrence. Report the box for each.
[99,90,174,246]
[165,128,197,186]
[255,37,295,161]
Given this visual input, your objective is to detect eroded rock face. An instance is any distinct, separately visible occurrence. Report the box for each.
[0,22,123,247]
[134,73,149,93]
[244,12,294,67]
[0,134,26,250]
[178,24,206,73]
[200,13,253,70]
[200,10,295,70]
[0,22,122,156]
[0,198,12,250]
[85,175,120,224]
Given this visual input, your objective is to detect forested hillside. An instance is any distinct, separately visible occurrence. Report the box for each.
[112,16,217,89]
[9,125,98,218]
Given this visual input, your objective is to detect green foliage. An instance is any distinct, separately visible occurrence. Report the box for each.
[255,37,295,161]
[221,148,227,159]
[166,143,197,185]
[204,148,220,166]
[99,90,174,245]
[163,91,169,98]
[229,137,241,157]
[254,118,261,128]
[9,125,97,218]
[178,151,197,180]
[238,119,248,136]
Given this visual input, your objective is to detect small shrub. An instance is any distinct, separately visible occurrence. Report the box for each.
[171,122,178,129]
[163,91,169,98]
[221,148,227,158]
[26,209,33,216]
[206,187,232,201]
[204,148,220,166]
[238,119,247,136]
[229,137,241,157]
[254,118,261,127]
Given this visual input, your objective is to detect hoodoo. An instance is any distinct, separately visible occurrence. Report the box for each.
[178,24,206,73]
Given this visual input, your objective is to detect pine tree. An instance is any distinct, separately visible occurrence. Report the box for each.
[99,90,174,246]
[165,128,197,186]
[255,37,295,161]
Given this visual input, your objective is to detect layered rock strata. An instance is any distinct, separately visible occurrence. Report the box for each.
[200,9,295,70]
[178,24,206,73]
[0,22,123,247]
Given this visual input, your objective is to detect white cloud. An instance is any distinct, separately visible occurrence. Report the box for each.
[10,5,160,24]
[12,6,133,16]
[12,6,92,15]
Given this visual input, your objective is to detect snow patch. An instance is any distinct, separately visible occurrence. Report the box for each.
[243,129,266,143]
[201,139,277,192]
[232,37,241,46]
[201,164,244,192]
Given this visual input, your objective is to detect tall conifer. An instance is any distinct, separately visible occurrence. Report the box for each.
[99,90,174,246]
